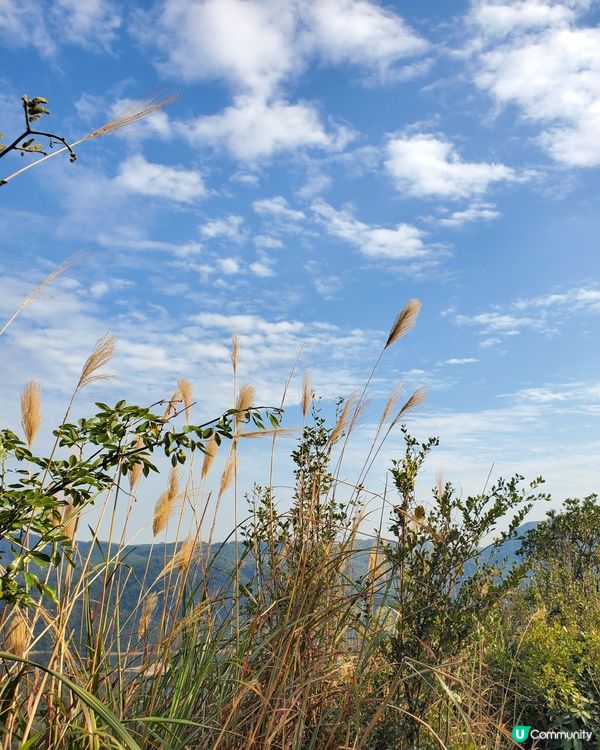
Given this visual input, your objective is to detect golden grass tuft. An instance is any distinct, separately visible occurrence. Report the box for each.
[178,378,193,421]
[21,380,41,448]
[138,592,159,640]
[436,469,445,501]
[391,386,427,426]
[62,501,79,544]
[4,609,30,658]
[235,383,255,424]
[218,449,237,499]
[77,332,115,390]
[201,433,219,480]
[384,299,421,349]
[152,467,180,536]
[164,535,198,574]
[329,393,363,446]
[129,437,144,490]
[231,335,239,372]
[377,384,402,432]
[301,371,312,419]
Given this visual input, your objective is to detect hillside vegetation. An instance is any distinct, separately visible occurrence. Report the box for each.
[1,299,599,750]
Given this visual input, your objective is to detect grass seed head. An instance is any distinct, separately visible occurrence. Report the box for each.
[21,380,41,448]
[384,299,421,349]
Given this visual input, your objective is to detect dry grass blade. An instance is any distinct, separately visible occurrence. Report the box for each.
[0,254,82,337]
[77,332,115,390]
[301,371,312,419]
[178,378,193,421]
[201,433,218,480]
[83,90,180,141]
[138,592,159,640]
[235,383,255,424]
[21,380,41,448]
[384,299,421,349]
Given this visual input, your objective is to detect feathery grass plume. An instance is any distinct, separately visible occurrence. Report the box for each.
[329,393,359,446]
[0,254,81,337]
[21,380,41,448]
[235,383,255,425]
[162,385,181,420]
[152,467,180,536]
[4,609,30,657]
[129,436,144,490]
[436,469,445,500]
[218,449,237,499]
[164,534,198,574]
[138,592,158,640]
[231,335,239,372]
[238,428,296,439]
[377,384,402,432]
[77,332,115,390]
[178,378,193,421]
[384,298,421,349]
[391,386,427,427]
[62,501,78,543]
[82,90,180,142]
[301,371,312,419]
[201,433,218,480]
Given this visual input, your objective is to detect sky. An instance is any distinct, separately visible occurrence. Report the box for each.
[1,0,600,542]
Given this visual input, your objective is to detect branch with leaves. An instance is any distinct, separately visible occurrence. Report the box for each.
[0,90,179,188]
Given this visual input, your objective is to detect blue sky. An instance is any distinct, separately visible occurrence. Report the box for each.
[1,0,600,541]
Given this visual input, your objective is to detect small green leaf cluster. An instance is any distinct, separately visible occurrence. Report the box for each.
[0,399,281,607]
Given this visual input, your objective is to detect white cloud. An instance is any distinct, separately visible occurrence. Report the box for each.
[200,215,244,241]
[0,0,120,54]
[249,258,275,277]
[454,284,600,340]
[445,357,479,365]
[218,258,240,274]
[254,196,306,221]
[513,286,600,311]
[116,155,207,203]
[144,0,427,94]
[469,1,600,166]
[312,199,428,261]
[455,311,540,333]
[52,0,121,50]
[303,0,428,78]
[470,0,578,39]
[253,235,284,250]
[0,0,56,55]
[184,95,352,161]
[140,0,424,161]
[437,202,500,227]
[385,133,517,198]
